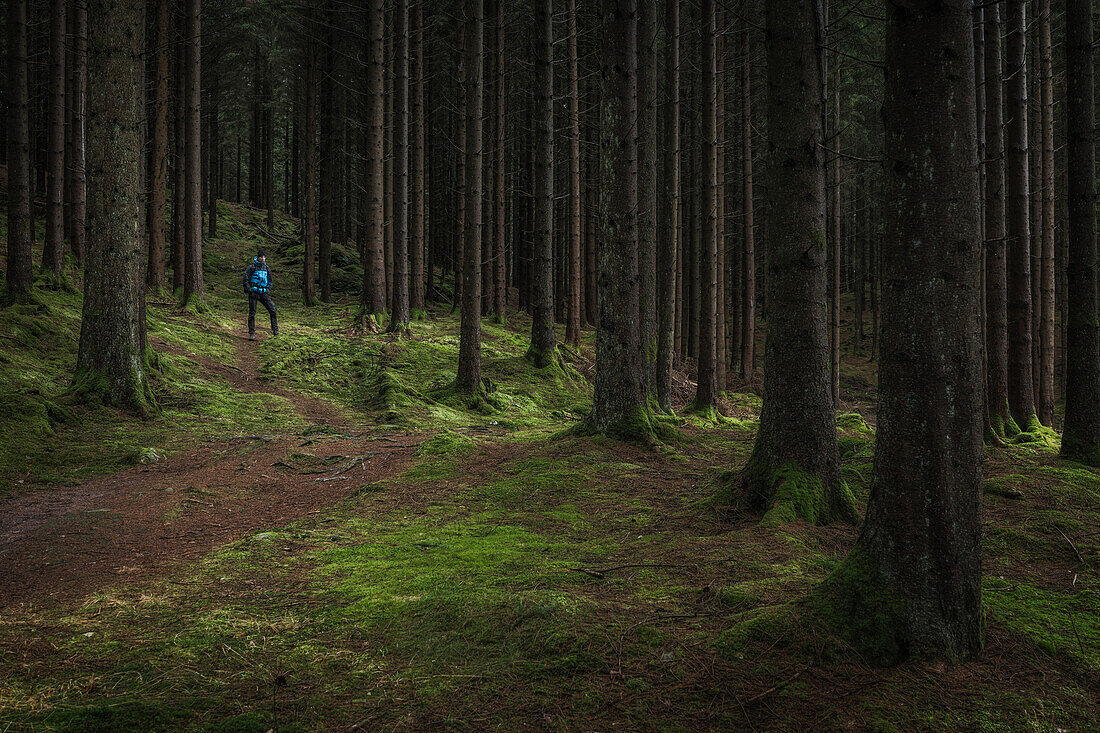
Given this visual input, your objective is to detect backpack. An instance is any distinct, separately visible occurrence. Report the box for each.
[250,267,270,294]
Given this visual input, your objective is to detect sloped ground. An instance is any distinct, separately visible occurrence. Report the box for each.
[0,204,1097,731]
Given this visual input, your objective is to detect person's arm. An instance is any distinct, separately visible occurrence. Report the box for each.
[243,265,254,292]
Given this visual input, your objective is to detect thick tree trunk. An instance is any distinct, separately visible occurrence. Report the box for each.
[362,0,386,316]
[588,0,652,439]
[1004,0,1036,429]
[147,0,169,290]
[1037,0,1054,426]
[824,0,984,665]
[302,8,318,307]
[388,0,411,332]
[691,0,718,412]
[527,0,557,366]
[738,0,854,525]
[565,0,583,347]
[655,0,679,412]
[740,12,755,383]
[1061,0,1100,464]
[638,0,658,392]
[985,3,1012,437]
[182,0,204,305]
[409,1,426,311]
[457,0,484,391]
[43,0,66,284]
[5,0,34,304]
[75,0,153,413]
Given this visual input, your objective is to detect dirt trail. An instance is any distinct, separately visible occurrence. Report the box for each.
[0,328,419,609]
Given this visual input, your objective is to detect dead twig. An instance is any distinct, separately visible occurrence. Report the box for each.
[572,563,696,579]
[1056,527,1085,566]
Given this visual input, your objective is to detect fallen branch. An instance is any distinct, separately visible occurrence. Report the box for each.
[1056,527,1085,566]
[572,563,696,579]
[742,665,811,706]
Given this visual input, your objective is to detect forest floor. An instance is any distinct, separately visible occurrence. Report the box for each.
[0,203,1098,732]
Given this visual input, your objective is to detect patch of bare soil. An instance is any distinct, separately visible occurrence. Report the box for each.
[0,327,419,609]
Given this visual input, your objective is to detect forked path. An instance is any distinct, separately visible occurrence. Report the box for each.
[0,328,420,608]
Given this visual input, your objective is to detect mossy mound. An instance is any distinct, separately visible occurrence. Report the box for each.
[836,411,873,434]
[415,429,477,460]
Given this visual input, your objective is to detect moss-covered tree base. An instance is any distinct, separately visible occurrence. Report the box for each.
[806,546,909,666]
[1060,434,1100,467]
[727,458,859,526]
[1013,414,1059,448]
[989,406,1022,441]
[70,365,156,418]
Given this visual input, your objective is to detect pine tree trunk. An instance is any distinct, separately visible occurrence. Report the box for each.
[388,0,411,332]
[739,0,854,525]
[454,25,467,313]
[208,71,219,238]
[827,0,984,665]
[5,0,34,304]
[302,6,318,307]
[985,3,1012,437]
[740,9,755,383]
[147,0,169,290]
[638,0,658,391]
[565,0,583,347]
[1037,0,1055,426]
[182,0,204,304]
[409,1,426,311]
[172,29,186,294]
[1061,0,1100,464]
[1004,0,1036,429]
[363,0,386,316]
[43,0,66,284]
[75,0,152,413]
[67,0,87,265]
[692,0,718,412]
[319,3,335,303]
[714,7,726,393]
[527,0,557,366]
[457,0,484,391]
[588,0,652,439]
[655,0,679,412]
[492,3,506,320]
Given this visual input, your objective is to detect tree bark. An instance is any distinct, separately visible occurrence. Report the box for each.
[738,0,853,524]
[362,0,386,316]
[492,2,505,320]
[638,0,658,392]
[1037,0,1054,426]
[691,0,718,412]
[457,0,484,391]
[565,0,583,348]
[655,0,679,412]
[388,0,411,332]
[302,4,318,307]
[182,0,204,305]
[588,0,652,439]
[740,10,756,383]
[1004,0,1036,429]
[985,2,1012,437]
[172,25,185,294]
[147,0,169,290]
[43,0,66,284]
[319,3,335,302]
[75,0,153,414]
[1061,0,1100,464]
[824,0,984,665]
[527,0,557,366]
[5,0,34,304]
[67,0,88,266]
[409,1,426,311]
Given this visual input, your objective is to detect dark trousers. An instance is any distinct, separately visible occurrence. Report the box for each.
[248,293,278,335]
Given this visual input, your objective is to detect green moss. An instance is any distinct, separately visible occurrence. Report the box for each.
[415,429,476,460]
[1013,415,1060,449]
[1060,432,1100,467]
[982,474,1026,499]
[989,407,1022,440]
[984,579,1100,670]
[732,459,859,526]
[807,546,908,666]
[836,412,873,434]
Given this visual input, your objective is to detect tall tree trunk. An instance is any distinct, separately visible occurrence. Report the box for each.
[5,0,34,304]
[565,0,583,347]
[985,2,1012,437]
[457,0,484,391]
[491,2,506,320]
[691,0,718,412]
[1061,0,1100,464]
[302,8,318,307]
[388,0,411,332]
[208,71,219,238]
[172,28,185,293]
[638,0,658,391]
[182,0,204,305]
[714,7,726,393]
[740,10,755,383]
[454,25,467,314]
[527,0,557,366]
[319,4,335,302]
[67,0,88,265]
[75,0,153,413]
[655,0,679,412]
[824,0,983,666]
[42,0,66,285]
[147,0,169,290]
[409,1,426,311]
[738,0,854,524]
[363,0,386,317]
[1037,0,1054,426]
[1004,0,1036,429]
[588,0,653,439]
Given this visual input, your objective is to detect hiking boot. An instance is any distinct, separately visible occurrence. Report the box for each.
[272,330,280,337]
[249,333,256,341]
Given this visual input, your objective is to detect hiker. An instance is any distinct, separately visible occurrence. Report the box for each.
[242,249,279,341]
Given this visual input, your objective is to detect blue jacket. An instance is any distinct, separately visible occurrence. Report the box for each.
[243,258,272,295]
